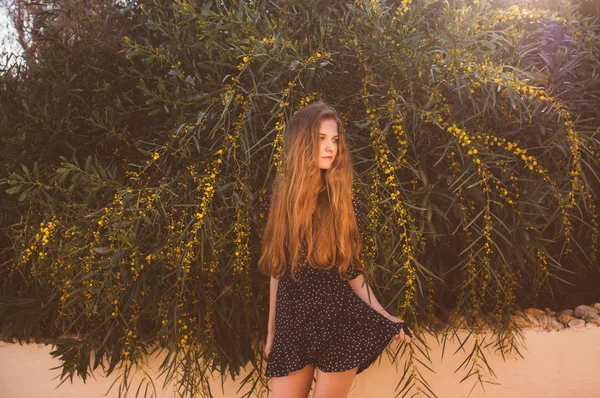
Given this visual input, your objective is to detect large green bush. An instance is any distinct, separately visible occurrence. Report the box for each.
[1,0,599,396]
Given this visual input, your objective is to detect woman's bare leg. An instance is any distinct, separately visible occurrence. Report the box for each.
[311,366,358,398]
[270,364,315,398]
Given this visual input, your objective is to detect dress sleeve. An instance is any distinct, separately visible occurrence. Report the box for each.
[343,190,365,281]
[344,266,363,280]
[352,190,365,232]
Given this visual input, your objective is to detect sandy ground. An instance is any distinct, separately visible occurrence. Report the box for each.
[1,328,600,397]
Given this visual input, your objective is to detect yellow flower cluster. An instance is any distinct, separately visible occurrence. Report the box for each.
[226,101,248,150]
[386,94,408,166]
[235,35,277,72]
[446,124,492,189]
[458,191,480,313]
[272,120,285,170]
[220,87,236,107]
[366,102,418,313]
[583,191,599,265]
[111,298,119,317]
[18,215,59,267]
[437,58,562,211]
[129,252,142,282]
[225,101,252,281]
[425,275,435,318]
[297,91,318,109]
[232,202,251,295]
[301,49,331,68]
[392,0,412,19]
[59,278,72,303]
[470,58,590,250]
[237,55,250,71]
[178,317,191,349]
[354,37,422,314]
[362,174,379,278]
[480,208,493,289]
[258,188,268,222]
[361,0,383,14]
[261,36,275,46]
[442,123,498,319]
[359,69,374,101]
[531,249,550,301]
[189,147,224,235]
[451,57,586,230]
[123,326,138,358]
[475,5,563,32]
[203,239,223,342]
[37,218,57,247]
[536,248,549,277]
[272,80,296,174]
[493,264,519,325]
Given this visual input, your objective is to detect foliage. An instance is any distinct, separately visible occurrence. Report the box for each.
[1,0,599,396]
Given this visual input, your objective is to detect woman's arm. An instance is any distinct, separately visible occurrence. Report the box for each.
[348,275,398,322]
[268,276,279,333]
[264,276,278,357]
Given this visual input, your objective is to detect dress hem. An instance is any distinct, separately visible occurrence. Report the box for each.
[265,358,364,378]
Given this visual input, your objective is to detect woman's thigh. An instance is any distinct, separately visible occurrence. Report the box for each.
[311,366,359,398]
[270,364,315,398]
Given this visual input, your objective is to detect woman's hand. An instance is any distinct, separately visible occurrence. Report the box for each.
[264,332,275,358]
[388,316,413,343]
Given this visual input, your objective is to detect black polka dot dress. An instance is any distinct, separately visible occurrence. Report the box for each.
[263,191,409,378]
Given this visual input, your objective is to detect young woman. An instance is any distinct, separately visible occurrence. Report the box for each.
[258,101,413,398]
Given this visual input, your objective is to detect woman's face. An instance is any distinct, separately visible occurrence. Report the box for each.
[318,118,339,170]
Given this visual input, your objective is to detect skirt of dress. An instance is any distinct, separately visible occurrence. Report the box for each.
[264,265,406,378]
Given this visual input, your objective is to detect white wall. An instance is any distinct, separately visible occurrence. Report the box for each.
[2,328,600,397]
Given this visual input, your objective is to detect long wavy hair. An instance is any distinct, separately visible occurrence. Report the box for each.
[258,101,361,280]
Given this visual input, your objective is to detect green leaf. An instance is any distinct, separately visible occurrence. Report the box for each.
[93,247,114,255]
[5,185,22,195]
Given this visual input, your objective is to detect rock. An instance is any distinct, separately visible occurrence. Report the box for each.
[515,308,552,330]
[589,320,600,327]
[561,309,574,317]
[594,303,600,312]
[533,314,549,329]
[586,322,598,329]
[544,308,557,317]
[548,317,565,331]
[511,314,534,328]
[568,319,586,329]
[573,305,599,321]
[557,314,572,325]
[524,308,545,317]
[527,313,541,328]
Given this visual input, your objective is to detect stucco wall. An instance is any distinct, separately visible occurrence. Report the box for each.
[2,328,600,397]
